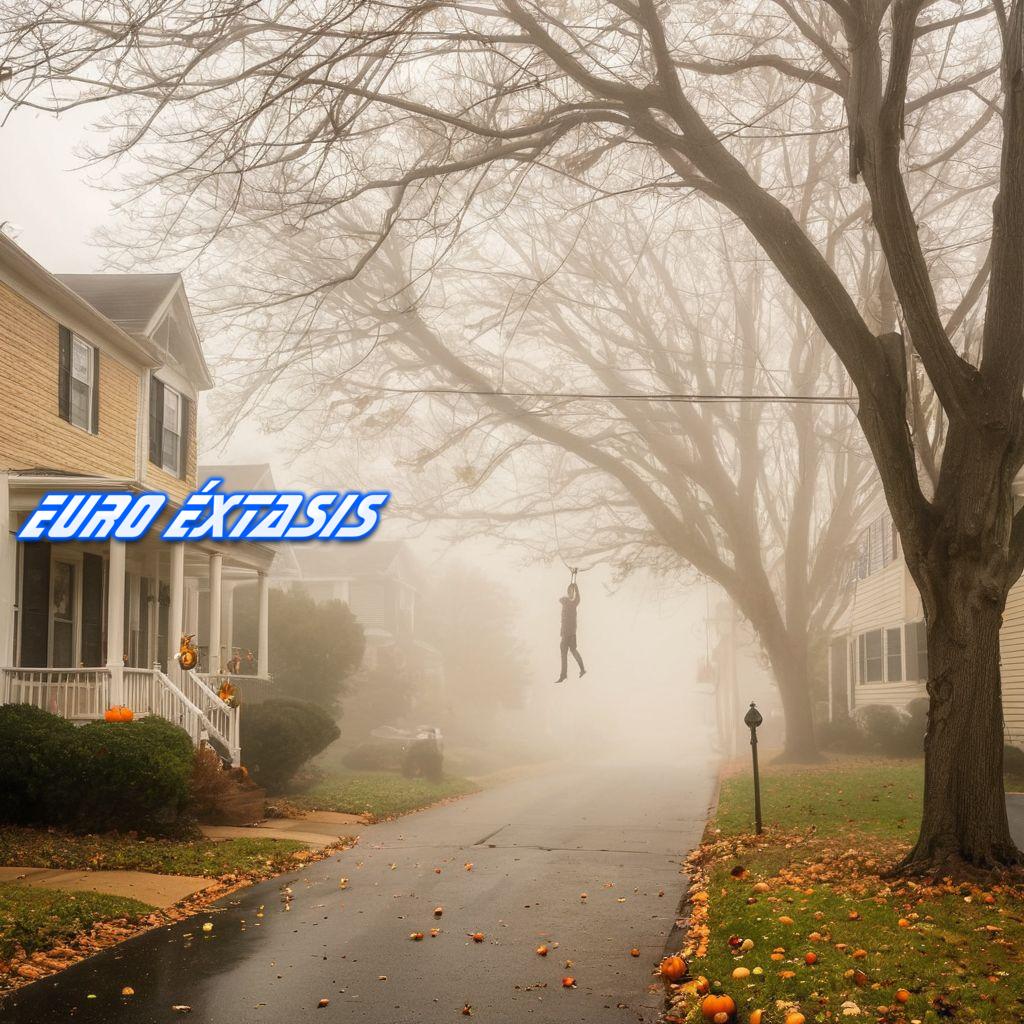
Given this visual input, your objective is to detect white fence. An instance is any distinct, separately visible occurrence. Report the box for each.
[0,667,110,720]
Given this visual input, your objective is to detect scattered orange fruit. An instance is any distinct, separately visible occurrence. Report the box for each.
[536,945,549,957]
[561,976,575,988]
[804,951,818,965]
[895,988,910,1004]
[659,955,688,982]
[630,948,640,957]
[470,933,485,943]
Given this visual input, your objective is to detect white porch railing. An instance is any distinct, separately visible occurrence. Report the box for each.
[198,672,274,706]
[168,664,241,766]
[0,667,110,720]
[1,665,241,767]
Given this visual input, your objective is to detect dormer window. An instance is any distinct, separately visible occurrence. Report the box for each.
[149,374,192,479]
[58,325,99,434]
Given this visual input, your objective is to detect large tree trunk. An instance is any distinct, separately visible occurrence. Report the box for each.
[899,554,1022,875]
[755,629,820,763]
[773,655,820,763]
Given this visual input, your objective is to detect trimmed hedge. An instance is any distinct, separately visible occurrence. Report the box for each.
[241,699,340,793]
[342,740,406,773]
[0,705,195,835]
[71,717,195,833]
[0,705,77,825]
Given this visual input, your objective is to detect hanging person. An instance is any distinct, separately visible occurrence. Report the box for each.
[555,570,586,683]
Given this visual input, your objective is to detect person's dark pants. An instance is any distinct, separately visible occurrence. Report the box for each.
[560,633,585,677]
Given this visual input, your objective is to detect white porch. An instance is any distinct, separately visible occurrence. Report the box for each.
[0,473,277,765]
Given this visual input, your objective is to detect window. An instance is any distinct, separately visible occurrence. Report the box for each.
[149,375,191,478]
[58,326,99,433]
[50,560,77,668]
[916,620,928,678]
[851,513,900,580]
[858,629,883,683]
[162,386,182,475]
[886,626,903,681]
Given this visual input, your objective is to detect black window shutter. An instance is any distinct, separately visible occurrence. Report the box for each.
[81,553,104,666]
[149,375,164,466]
[19,541,51,667]
[58,326,72,422]
[180,394,192,479]
[90,346,100,434]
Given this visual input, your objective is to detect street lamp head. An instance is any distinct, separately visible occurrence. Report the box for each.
[744,702,763,729]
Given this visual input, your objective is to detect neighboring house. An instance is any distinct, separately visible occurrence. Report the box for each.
[0,234,275,763]
[828,500,1024,746]
[288,540,439,674]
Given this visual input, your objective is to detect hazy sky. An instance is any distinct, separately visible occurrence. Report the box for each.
[1,105,751,742]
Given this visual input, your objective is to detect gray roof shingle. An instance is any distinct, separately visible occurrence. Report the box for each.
[55,273,181,335]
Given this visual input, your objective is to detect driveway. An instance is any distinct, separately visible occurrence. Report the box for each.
[2,753,716,1024]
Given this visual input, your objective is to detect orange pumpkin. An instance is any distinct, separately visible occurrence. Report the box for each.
[659,955,688,982]
[119,706,134,722]
[104,706,119,722]
[749,1012,764,1024]
[784,1014,806,1024]
[104,705,134,723]
[700,994,736,1021]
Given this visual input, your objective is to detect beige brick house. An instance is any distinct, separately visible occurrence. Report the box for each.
[0,233,275,764]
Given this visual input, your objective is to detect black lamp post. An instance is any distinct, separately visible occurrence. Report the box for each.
[743,701,764,835]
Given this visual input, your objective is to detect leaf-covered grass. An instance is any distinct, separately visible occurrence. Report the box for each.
[293,771,478,820]
[0,883,153,958]
[0,828,310,878]
[671,758,1024,1024]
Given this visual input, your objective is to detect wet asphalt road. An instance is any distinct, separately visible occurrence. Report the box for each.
[0,754,716,1024]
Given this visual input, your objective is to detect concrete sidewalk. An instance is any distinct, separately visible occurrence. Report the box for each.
[0,866,211,909]
[199,808,366,847]
[0,811,365,909]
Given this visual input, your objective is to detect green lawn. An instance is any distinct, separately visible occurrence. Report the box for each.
[293,771,478,820]
[0,828,310,877]
[0,883,153,958]
[670,758,1024,1024]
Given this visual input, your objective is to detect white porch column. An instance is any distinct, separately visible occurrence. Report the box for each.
[208,552,223,674]
[106,539,126,704]
[257,571,270,677]
[223,582,235,667]
[147,550,160,669]
[0,474,15,668]
[168,544,185,671]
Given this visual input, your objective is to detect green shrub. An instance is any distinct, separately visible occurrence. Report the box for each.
[402,738,444,783]
[70,717,195,835]
[853,703,912,756]
[241,700,340,793]
[816,714,870,754]
[0,705,77,825]
[902,697,929,755]
[1004,744,1024,777]
[342,740,406,773]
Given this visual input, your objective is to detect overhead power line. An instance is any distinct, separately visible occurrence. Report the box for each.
[369,385,856,405]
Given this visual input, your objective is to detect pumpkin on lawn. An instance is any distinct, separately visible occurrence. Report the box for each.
[104,705,134,723]
[700,993,737,1022]
[659,955,688,982]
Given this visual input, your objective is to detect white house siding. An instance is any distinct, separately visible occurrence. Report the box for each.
[834,554,1024,749]
[1000,578,1024,747]
[845,560,906,634]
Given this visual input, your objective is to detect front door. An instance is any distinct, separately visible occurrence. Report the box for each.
[50,559,77,667]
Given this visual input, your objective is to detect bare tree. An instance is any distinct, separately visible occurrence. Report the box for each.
[1,0,1015,872]
[195,194,874,760]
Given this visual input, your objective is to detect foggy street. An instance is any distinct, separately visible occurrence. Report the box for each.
[1,753,716,1024]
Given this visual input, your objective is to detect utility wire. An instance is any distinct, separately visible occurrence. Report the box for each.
[366,385,856,405]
